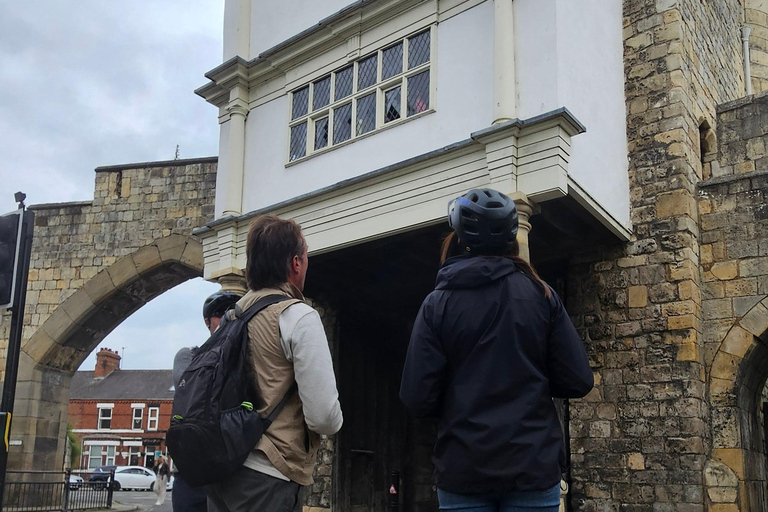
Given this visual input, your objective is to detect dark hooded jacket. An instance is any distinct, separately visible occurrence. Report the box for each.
[400,255,593,494]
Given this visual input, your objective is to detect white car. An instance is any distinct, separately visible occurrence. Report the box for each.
[67,474,84,490]
[111,466,173,491]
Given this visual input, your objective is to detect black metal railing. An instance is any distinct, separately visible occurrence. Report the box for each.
[3,470,113,512]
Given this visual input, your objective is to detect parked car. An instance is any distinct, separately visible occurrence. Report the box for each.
[112,466,173,491]
[67,474,83,490]
[87,465,117,490]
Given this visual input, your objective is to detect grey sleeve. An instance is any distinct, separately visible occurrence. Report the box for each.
[172,347,195,388]
[280,305,343,435]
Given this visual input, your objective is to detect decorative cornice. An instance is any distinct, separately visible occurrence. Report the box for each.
[470,107,587,145]
[195,0,430,107]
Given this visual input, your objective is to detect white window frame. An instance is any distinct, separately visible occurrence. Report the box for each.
[87,446,102,469]
[97,406,112,430]
[105,445,116,466]
[287,26,435,164]
[147,407,160,431]
[132,407,143,430]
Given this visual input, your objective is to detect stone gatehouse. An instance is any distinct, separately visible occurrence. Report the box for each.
[3,1,768,511]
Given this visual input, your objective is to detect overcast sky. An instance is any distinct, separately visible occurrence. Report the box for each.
[0,2,225,370]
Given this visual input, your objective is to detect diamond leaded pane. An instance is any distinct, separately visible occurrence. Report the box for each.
[384,86,401,123]
[382,43,403,80]
[315,117,329,150]
[333,103,352,144]
[292,86,309,119]
[356,93,376,135]
[313,76,331,111]
[408,31,430,69]
[358,55,377,90]
[407,71,430,116]
[335,66,353,100]
[289,122,307,161]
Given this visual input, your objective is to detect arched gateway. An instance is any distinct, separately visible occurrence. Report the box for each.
[0,157,217,470]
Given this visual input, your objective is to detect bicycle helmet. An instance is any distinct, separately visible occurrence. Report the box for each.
[202,291,241,320]
[448,188,518,251]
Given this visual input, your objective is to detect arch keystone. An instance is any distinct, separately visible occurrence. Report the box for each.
[156,234,189,263]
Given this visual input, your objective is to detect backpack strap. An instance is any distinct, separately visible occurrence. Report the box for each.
[265,384,297,425]
[235,294,292,323]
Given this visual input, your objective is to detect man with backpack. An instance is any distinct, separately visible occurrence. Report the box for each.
[204,215,343,512]
[171,290,241,512]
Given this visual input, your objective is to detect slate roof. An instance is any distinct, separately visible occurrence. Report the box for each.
[70,370,174,401]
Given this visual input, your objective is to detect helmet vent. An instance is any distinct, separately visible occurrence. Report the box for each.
[469,193,480,202]
[486,201,503,208]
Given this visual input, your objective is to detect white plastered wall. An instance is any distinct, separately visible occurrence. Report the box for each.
[515,0,629,227]
[240,1,494,213]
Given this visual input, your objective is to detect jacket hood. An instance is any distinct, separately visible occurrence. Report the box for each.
[435,255,517,290]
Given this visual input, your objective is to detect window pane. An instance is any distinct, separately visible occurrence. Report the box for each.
[335,66,353,100]
[313,76,331,111]
[292,86,309,119]
[333,103,352,144]
[408,31,430,69]
[407,71,430,116]
[358,55,377,90]
[384,86,401,123]
[315,117,329,150]
[382,43,403,80]
[356,93,376,135]
[290,122,307,161]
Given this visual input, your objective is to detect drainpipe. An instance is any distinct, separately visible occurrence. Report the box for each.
[742,25,752,96]
[493,0,516,124]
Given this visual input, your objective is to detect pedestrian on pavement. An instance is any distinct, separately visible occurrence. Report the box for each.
[400,188,594,512]
[205,215,343,512]
[153,456,171,506]
[171,290,241,512]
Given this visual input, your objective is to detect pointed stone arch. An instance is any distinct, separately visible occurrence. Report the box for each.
[10,234,203,471]
[707,297,768,511]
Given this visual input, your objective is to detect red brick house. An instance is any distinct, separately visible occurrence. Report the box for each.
[69,348,174,470]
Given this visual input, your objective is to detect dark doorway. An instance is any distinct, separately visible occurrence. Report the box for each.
[306,224,445,512]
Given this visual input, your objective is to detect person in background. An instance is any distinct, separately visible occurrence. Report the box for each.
[400,188,594,512]
[154,456,171,506]
[171,290,241,512]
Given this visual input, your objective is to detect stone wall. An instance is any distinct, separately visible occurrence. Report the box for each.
[697,90,768,511]
[564,0,746,510]
[747,0,768,94]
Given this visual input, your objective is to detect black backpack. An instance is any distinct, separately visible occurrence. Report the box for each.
[167,294,296,487]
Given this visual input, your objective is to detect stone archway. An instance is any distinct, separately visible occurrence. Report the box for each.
[707,297,768,511]
[10,235,203,471]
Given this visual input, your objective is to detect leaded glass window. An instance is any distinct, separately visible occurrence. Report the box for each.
[408,31,430,69]
[313,76,331,111]
[335,66,353,100]
[290,123,307,161]
[407,71,430,117]
[358,55,378,90]
[292,86,309,119]
[333,103,352,144]
[315,117,329,150]
[357,93,376,135]
[288,27,433,161]
[382,43,403,80]
[385,86,401,123]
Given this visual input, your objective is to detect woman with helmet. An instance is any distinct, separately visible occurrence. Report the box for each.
[400,188,593,512]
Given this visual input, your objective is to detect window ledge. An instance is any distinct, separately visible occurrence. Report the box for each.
[285,108,436,168]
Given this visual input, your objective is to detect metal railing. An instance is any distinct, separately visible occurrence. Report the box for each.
[3,470,113,512]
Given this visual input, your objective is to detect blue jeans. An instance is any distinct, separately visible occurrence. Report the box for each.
[437,483,561,512]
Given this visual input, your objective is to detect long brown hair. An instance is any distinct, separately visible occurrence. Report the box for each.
[440,231,551,298]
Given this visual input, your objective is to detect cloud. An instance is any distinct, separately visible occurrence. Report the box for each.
[0,1,224,213]
[79,278,222,371]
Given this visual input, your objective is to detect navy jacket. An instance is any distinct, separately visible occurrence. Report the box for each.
[400,255,593,494]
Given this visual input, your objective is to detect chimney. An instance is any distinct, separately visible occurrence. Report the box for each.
[94,348,121,378]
